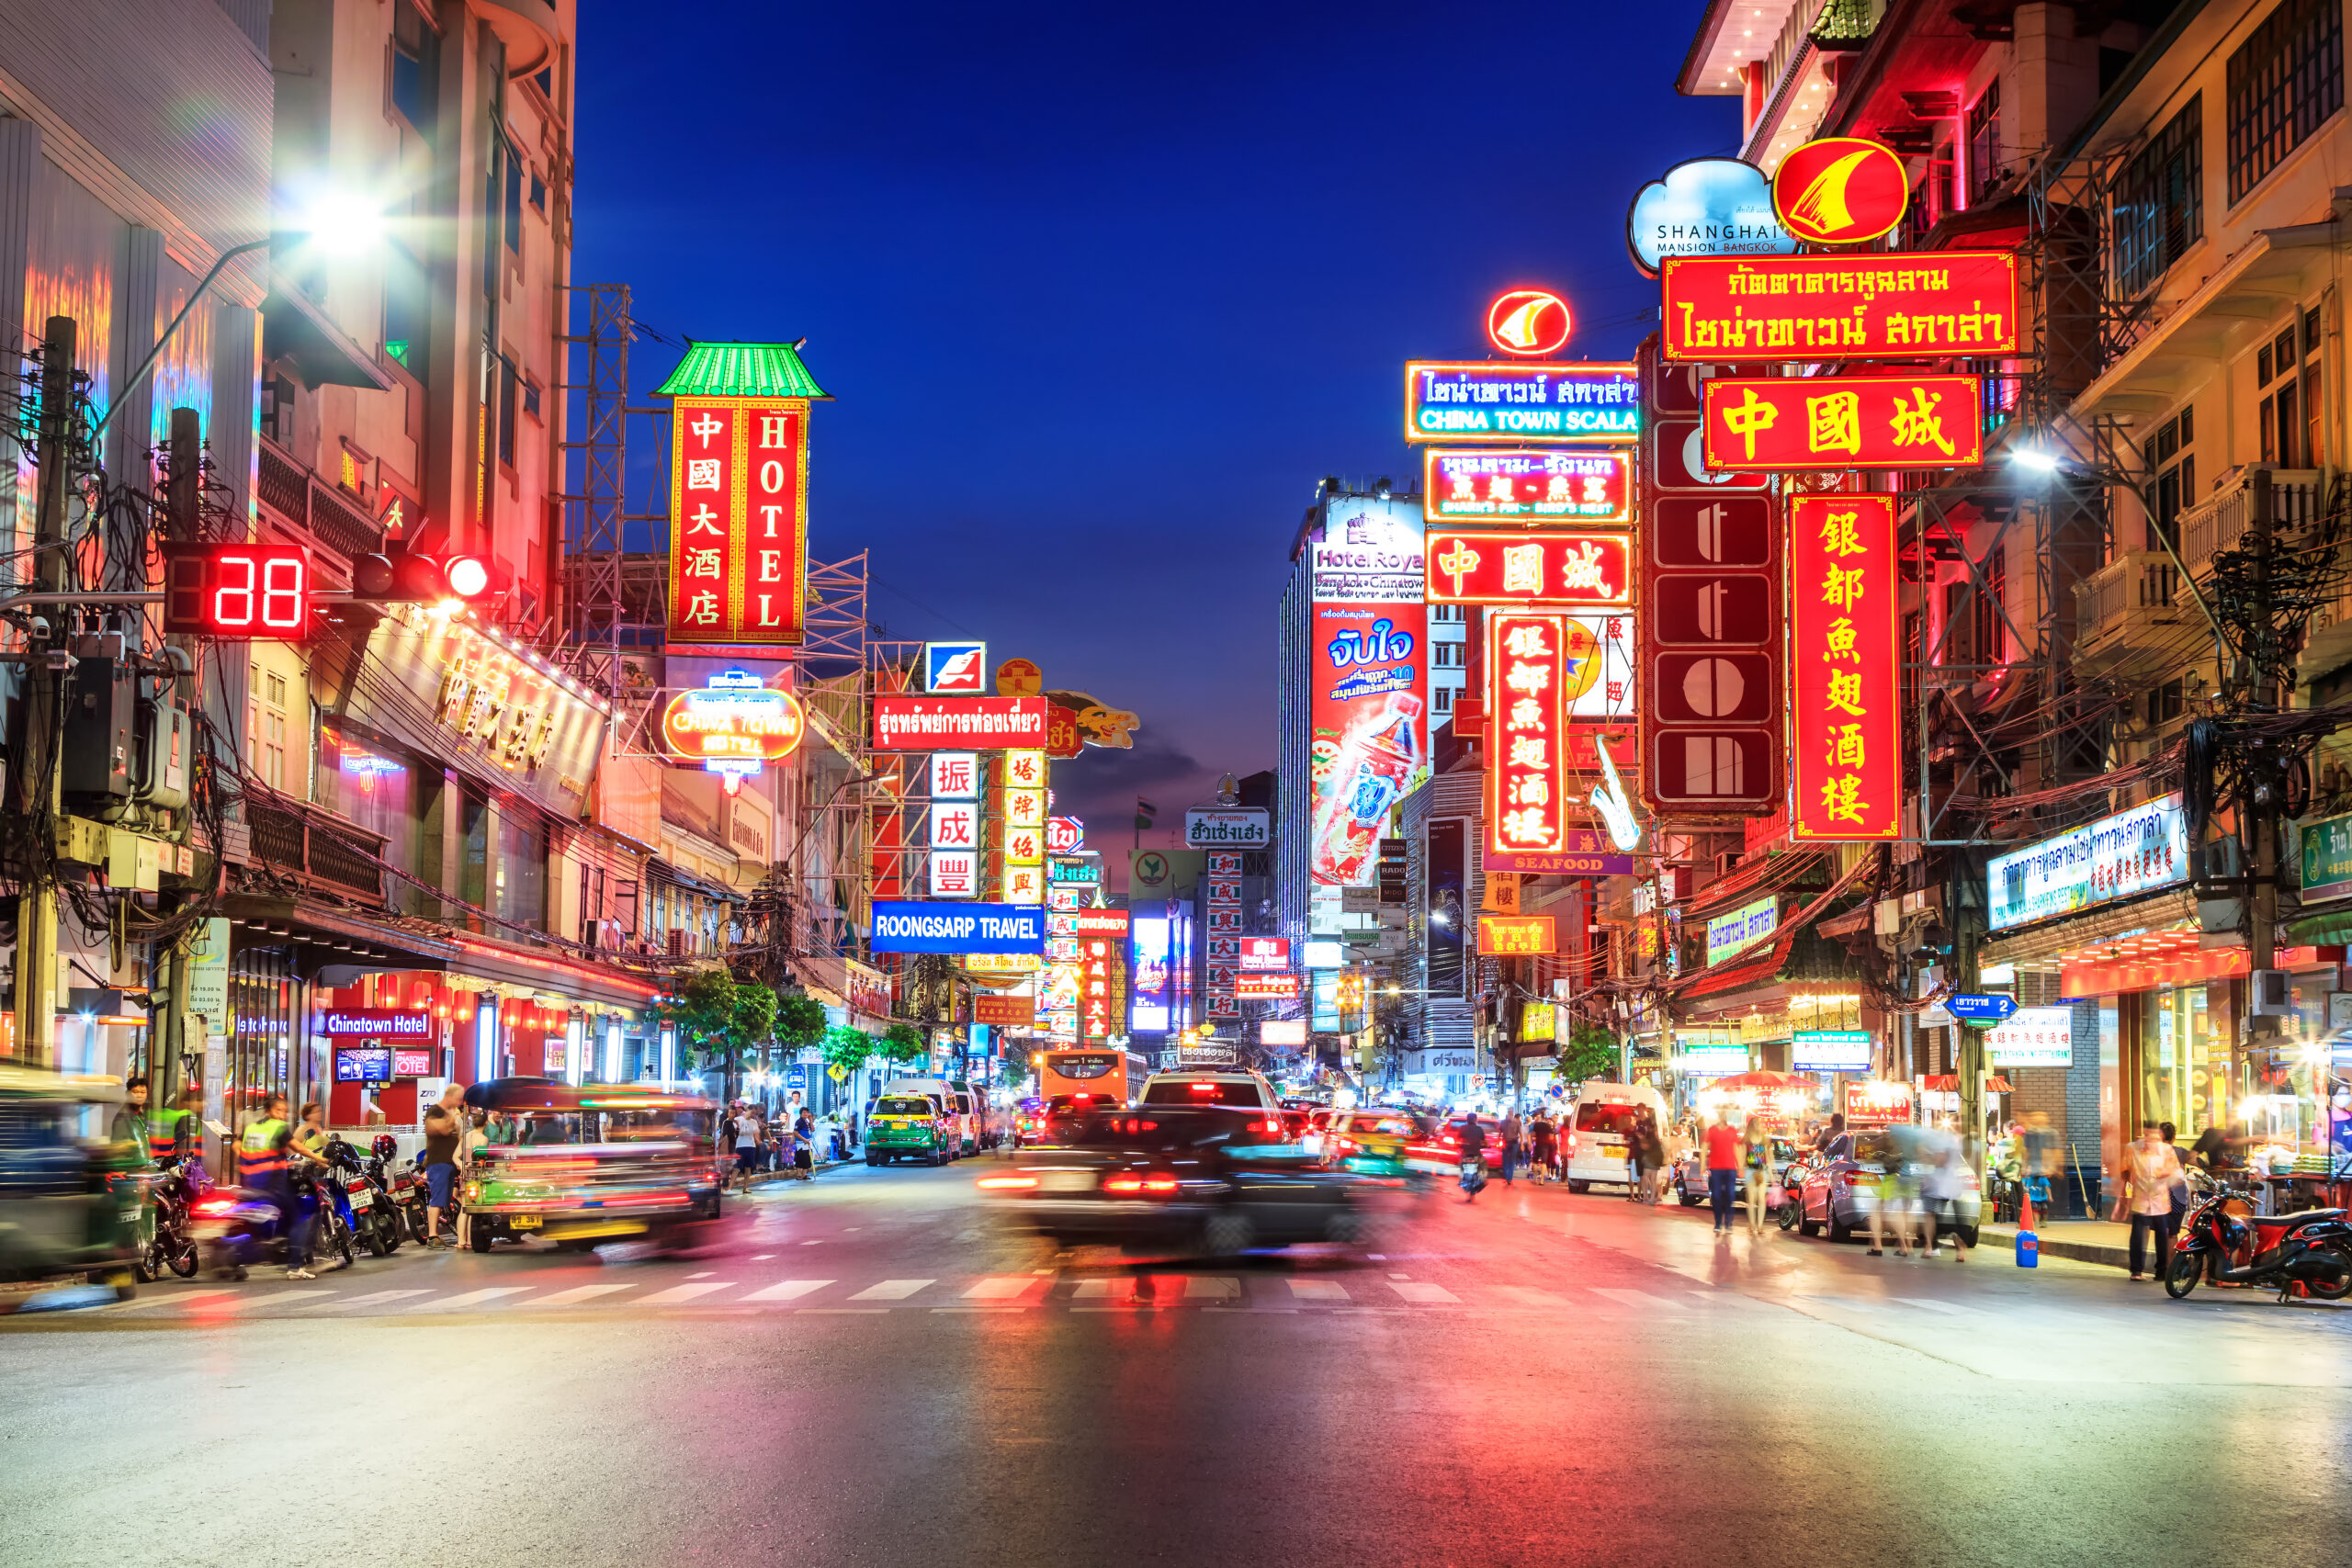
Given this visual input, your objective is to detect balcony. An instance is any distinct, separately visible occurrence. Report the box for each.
[254,435,388,575]
[246,800,387,903]
[2177,467,2323,577]
[2072,551,2191,679]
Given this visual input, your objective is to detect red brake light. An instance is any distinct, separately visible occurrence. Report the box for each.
[1142,1176,1179,1193]
[1189,1083,1217,1095]
[977,1176,1035,1190]
[1103,1175,1142,1193]
[194,1195,237,1217]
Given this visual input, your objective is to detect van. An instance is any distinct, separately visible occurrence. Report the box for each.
[1563,1081,1670,1193]
[882,1077,981,1157]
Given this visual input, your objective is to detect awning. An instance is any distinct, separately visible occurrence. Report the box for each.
[263,278,396,391]
[1922,1074,2012,1092]
[1977,889,2199,969]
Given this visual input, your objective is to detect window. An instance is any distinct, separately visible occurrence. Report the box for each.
[529,172,546,212]
[2115,96,2202,295]
[1431,642,1463,668]
[249,666,289,794]
[2257,322,2316,465]
[2146,678,2186,727]
[1904,608,1923,671]
[1967,77,2002,201]
[492,810,546,931]
[315,724,415,876]
[263,376,297,446]
[1432,684,1454,715]
[390,6,437,138]
[2150,404,2196,547]
[382,243,429,380]
[504,156,524,254]
[498,355,519,467]
[2228,0,2343,203]
[1429,603,1464,624]
[523,379,542,421]
[1971,547,2007,665]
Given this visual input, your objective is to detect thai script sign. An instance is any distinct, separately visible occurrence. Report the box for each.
[1660,252,2019,362]
[872,696,1048,749]
[1404,362,1640,443]
[1986,794,2189,931]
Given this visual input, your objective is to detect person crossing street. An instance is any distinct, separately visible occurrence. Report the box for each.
[1702,1108,1740,1235]
[237,1095,315,1280]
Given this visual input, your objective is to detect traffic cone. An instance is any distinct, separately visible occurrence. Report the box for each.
[2016,1187,2039,1269]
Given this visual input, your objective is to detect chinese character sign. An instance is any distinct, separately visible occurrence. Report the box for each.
[1702,375,1983,471]
[665,397,808,644]
[1426,532,1632,605]
[1660,253,2019,362]
[1789,494,1899,841]
[1422,449,1633,524]
[1486,611,1571,858]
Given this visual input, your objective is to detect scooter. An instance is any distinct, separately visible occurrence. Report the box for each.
[191,1166,355,1280]
[2165,1183,2352,1303]
[137,1155,202,1281]
[325,1134,402,1258]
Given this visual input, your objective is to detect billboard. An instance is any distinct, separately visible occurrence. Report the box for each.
[1422,448,1633,525]
[1626,156,1796,275]
[1307,603,1425,886]
[1789,495,1901,841]
[1705,895,1780,967]
[664,397,808,644]
[1238,937,1290,972]
[873,696,1048,750]
[1660,252,2021,362]
[1405,363,1640,444]
[1426,531,1632,606]
[1130,915,1170,1032]
[1986,795,2188,931]
[1702,375,1983,470]
[1772,137,1909,245]
[1184,807,1270,849]
[1310,494,1425,602]
[869,902,1046,954]
[1426,818,1466,999]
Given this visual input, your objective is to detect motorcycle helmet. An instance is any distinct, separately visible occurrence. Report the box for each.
[372,1134,398,1163]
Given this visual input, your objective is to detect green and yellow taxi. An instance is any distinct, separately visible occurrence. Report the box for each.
[865,1095,956,1166]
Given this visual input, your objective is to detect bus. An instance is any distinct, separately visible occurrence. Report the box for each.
[1037,1046,1148,1107]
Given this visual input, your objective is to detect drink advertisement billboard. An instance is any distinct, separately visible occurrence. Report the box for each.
[1307,602,1425,886]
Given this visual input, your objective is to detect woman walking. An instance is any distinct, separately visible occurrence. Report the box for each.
[1740,1113,1773,1238]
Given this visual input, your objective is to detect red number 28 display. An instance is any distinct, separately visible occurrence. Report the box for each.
[161,543,311,638]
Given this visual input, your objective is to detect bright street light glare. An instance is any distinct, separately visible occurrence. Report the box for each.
[2009,447,2061,472]
[299,190,386,255]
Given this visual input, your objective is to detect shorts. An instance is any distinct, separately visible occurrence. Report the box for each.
[424,1161,456,1208]
[735,1147,762,1175]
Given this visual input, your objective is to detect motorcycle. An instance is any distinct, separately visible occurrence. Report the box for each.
[325,1134,402,1258]
[136,1155,202,1281]
[2165,1182,2352,1303]
[191,1164,355,1280]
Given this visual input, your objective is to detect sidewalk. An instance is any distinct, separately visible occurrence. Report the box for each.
[1978,1219,2135,1270]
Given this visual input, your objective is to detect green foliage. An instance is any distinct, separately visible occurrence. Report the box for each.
[821,1024,875,1075]
[775,991,829,1051]
[996,1055,1030,1090]
[657,968,778,1077]
[1554,1021,1620,1086]
[879,1021,929,1065]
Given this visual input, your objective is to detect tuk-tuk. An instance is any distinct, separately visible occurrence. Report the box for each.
[459,1078,721,1253]
[0,1066,140,1298]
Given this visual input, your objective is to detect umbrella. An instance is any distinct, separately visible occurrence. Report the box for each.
[1707,1071,1815,1091]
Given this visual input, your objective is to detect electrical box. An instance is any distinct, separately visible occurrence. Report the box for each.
[133,701,189,809]
[59,658,134,802]
[2250,969,2294,1016]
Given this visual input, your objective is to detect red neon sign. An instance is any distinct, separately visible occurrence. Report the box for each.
[161,543,311,638]
[1702,374,1984,471]
[1486,289,1573,356]
[1789,494,1900,841]
[1771,138,1909,245]
[1660,252,2020,362]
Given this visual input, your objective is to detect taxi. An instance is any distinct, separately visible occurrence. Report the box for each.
[865,1095,956,1166]
[458,1080,720,1254]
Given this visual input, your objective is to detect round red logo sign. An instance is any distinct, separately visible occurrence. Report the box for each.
[1771,138,1909,245]
[1485,289,1573,357]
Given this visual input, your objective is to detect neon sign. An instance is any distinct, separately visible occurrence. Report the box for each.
[1423,448,1632,524]
[660,670,805,792]
[1788,496,1900,841]
[1702,374,1984,471]
[1660,253,2020,362]
[1487,289,1573,356]
[1425,532,1631,605]
[1404,363,1639,444]
[1772,138,1908,245]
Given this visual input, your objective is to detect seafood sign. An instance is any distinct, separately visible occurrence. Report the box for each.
[1660,252,2018,362]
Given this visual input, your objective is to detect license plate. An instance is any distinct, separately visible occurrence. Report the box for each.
[348,1191,371,1207]
[1039,1171,1094,1192]
[508,1214,542,1230]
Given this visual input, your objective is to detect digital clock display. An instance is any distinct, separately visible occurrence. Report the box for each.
[160,543,311,638]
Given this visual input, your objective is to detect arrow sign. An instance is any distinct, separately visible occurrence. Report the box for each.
[1946,993,2018,1027]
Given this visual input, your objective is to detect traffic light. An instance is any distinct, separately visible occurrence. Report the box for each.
[351,544,495,605]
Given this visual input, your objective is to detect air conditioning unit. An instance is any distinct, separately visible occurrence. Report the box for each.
[2250,969,2293,1016]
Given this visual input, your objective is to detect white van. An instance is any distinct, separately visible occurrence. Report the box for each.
[882,1077,977,1157]
[1563,1081,1670,1192]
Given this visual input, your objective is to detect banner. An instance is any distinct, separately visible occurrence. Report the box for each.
[1789,494,1900,841]
[872,696,1048,750]
[1306,601,1425,886]
[1660,252,2020,362]
[869,902,1046,955]
[664,397,808,644]
[1702,375,1984,470]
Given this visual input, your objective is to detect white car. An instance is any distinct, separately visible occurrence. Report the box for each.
[1136,1069,1282,1112]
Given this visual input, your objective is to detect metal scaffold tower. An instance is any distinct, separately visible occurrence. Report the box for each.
[556,282,633,701]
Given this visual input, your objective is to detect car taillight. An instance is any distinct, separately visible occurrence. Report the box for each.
[1102,1174,1180,1195]
[193,1196,237,1218]
[977,1176,1035,1190]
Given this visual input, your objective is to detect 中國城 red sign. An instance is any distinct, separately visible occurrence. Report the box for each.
[666,397,808,643]
[1789,494,1900,841]
[872,696,1049,750]
[1702,374,1984,471]
[1426,531,1631,605]
[1660,252,2019,362]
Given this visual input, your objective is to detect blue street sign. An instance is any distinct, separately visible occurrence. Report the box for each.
[1947,992,2018,1026]
[786,1068,806,1091]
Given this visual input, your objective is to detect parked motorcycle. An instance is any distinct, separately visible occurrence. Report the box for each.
[2165,1183,2352,1303]
[325,1134,402,1258]
[135,1155,201,1281]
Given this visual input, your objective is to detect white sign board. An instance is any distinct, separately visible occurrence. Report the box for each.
[1185,807,1270,850]
[1987,793,2188,931]
[1985,1006,2074,1067]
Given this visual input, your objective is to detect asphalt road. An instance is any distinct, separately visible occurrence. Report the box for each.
[6,1156,2349,1568]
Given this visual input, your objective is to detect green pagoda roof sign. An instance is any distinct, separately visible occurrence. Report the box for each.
[652,340,830,400]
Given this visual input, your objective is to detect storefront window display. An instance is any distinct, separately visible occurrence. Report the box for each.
[2144,985,2229,1140]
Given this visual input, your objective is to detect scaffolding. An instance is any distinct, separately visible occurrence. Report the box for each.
[556,283,633,701]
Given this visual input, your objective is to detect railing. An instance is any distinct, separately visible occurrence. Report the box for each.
[245,800,387,902]
[2177,467,2323,576]
[254,435,387,565]
[2074,550,2179,647]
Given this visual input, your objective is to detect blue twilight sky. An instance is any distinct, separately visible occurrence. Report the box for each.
[572,2,1737,848]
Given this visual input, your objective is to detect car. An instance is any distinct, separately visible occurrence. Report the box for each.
[1670,1134,1803,1208]
[978,1104,1389,1255]
[1414,1114,1504,1175]
[1031,1091,1124,1146]
[1561,1082,1670,1192]
[865,1095,957,1166]
[1790,1148,1982,1247]
[1136,1069,1283,1111]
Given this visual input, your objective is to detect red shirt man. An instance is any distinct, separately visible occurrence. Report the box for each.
[1704,1120,1741,1170]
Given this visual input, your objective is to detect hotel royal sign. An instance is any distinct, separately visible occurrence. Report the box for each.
[656,342,830,645]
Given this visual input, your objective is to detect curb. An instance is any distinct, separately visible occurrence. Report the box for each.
[1977,1223,2132,1270]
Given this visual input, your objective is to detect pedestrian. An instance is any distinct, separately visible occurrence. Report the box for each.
[1925,1126,1970,1261]
[1865,1129,1912,1258]
[292,1101,355,1243]
[795,1107,817,1177]
[237,1094,313,1280]
[1644,1112,1671,1204]
[2116,1119,2185,1282]
[109,1077,153,1161]
[420,1100,460,1247]
[1499,1109,1523,1187]
[2020,1111,2057,1220]
[2160,1120,2194,1249]
[1740,1112,1773,1238]
[1816,1112,1851,1161]
[1626,1108,1653,1202]
[1456,1113,1488,1201]
[1702,1108,1740,1235]
[730,1102,763,1191]
[1528,1109,1556,1185]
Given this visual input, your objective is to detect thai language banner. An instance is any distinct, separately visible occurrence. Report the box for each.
[1404,362,1639,444]
[1426,531,1631,606]
[666,397,808,643]
[1702,374,1984,470]
[1660,252,2019,362]
[1986,794,2188,931]
[1789,494,1900,841]
[872,695,1048,749]
[1422,448,1633,523]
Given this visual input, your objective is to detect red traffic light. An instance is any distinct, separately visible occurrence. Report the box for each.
[353,547,496,604]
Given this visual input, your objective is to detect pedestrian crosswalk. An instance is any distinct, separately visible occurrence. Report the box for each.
[103,1272,2335,1326]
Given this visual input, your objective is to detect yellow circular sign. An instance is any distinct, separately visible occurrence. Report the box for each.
[996,658,1043,697]
[1560,619,1603,703]
[660,685,805,764]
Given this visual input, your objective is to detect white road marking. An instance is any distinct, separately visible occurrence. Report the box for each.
[120,1290,233,1311]
[320,1290,433,1310]
[1183,1277,1239,1300]
[1389,1281,1460,1304]
[413,1287,533,1312]
[1288,1280,1349,1303]
[741,1279,833,1303]
[1894,1297,1992,1317]
[1592,1288,1690,1313]
[1071,1279,1134,1300]
[849,1279,933,1301]
[637,1281,732,1305]
[528,1284,635,1308]
[962,1276,1037,1300]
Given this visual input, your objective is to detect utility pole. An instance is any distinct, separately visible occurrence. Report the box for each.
[2246,469,2281,1051]
[11,317,75,1067]
[155,407,202,1103]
